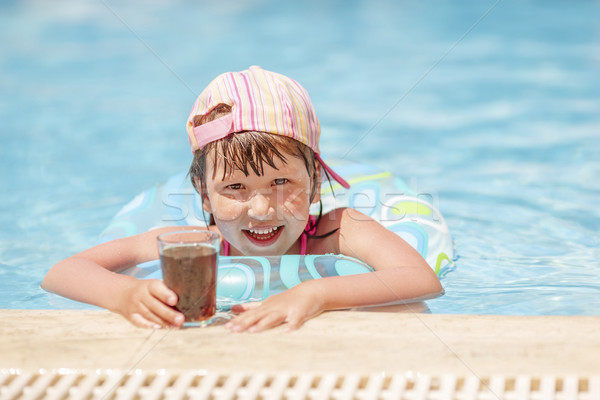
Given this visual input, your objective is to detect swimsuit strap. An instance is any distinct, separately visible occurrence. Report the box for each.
[300,215,318,255]
[223,239,230,256]
[300,234,307,255]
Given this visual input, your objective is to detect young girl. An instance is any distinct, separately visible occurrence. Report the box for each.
[42,66,443,332]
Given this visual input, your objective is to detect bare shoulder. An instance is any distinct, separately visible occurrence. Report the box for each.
[320,207,377,230]
[312,208,427,271]
[309,207,374,254]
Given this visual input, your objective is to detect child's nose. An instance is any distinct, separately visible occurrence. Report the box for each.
[247,193,274,220]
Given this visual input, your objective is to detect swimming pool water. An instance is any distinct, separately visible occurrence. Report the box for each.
[1,0,599,315]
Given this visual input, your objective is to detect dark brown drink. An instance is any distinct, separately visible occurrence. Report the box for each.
[160,245,217,321]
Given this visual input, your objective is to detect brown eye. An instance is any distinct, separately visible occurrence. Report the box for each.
[274,178,288,185]
[227,183,242,190]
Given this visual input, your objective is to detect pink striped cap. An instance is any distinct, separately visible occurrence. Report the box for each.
[186,66,349,189]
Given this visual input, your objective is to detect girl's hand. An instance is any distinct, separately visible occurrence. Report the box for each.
[114,279,185,329]
[226,282,325,333]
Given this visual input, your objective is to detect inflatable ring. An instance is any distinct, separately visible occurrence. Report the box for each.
[124,254,375,308]
[100,159,455,306]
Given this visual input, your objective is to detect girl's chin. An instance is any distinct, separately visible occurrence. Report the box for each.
[237,245,287,257]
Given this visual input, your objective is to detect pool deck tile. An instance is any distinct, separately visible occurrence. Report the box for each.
[1,309,599,376]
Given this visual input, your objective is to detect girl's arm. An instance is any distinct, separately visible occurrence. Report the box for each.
[227,208,443,332]
[324,207,444,307]
[41,227,193,328]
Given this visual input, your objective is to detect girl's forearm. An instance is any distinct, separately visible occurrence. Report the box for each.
[305,267,444,310]
[41,257,137,312]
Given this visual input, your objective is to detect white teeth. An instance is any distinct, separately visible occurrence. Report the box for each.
[249,226,279,235]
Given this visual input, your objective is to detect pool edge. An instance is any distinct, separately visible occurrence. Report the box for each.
[1,309,599,377]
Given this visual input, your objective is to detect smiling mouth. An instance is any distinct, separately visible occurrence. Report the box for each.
[242,226,284,246]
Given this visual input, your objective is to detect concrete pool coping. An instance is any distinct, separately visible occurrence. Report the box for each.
[1,309,599,376]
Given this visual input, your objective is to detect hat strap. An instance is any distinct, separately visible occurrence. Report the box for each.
[192,114,235,150]
[316,154,350,189]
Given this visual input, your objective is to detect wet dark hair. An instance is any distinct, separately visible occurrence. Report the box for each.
[189,130,320,203]
[188,104,337,241]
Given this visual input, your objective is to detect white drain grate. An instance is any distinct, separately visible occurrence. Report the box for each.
[1,370,599,400]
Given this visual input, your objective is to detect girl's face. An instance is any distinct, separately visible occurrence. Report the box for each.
[202,151,320,256]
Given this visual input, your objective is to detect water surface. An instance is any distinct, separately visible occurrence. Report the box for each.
[1,0,599,314]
